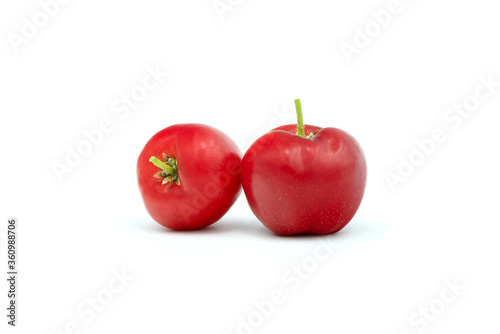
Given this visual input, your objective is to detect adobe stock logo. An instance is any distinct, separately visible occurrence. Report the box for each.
[397,278,466,334]
[237,105,296,153]
[7,0,72,54]
[339,0,418,64]
[51,64,168,182]
[385,74,499,191]
[222,238,337,334]
[47,268,134,334]
[212,0,244,21]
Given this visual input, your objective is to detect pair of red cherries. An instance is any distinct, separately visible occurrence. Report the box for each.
[137,99,367,236]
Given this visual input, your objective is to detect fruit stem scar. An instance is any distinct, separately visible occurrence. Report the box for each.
[294,98,305,137]
[149,156,180,185]
[149,156,176,174]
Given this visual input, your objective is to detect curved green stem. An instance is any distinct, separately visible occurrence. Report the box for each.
[150,156,176,175]
[294,98,305,137]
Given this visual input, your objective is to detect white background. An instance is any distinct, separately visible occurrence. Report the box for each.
[1,0,500,333]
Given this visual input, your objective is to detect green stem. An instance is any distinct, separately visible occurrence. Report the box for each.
[294,98,305,137]
[149,156,176,175]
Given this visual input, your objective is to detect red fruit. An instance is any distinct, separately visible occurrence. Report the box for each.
[241,99,367,236]
[137,124,241,230]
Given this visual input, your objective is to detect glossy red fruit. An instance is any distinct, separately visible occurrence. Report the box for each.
[241,100,367,236]
[137,124,241,230]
